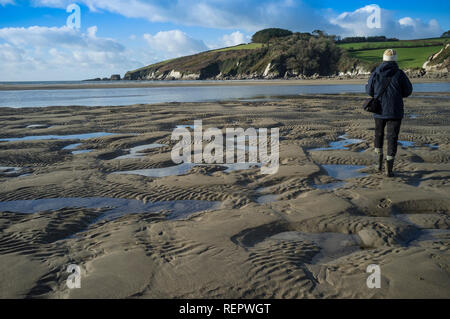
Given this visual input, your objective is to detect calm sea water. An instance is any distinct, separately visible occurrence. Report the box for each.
[0,82,448,108]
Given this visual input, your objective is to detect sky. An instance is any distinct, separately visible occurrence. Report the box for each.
[0,0,449,81]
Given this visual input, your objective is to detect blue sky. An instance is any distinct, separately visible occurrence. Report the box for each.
[0,0,448,81]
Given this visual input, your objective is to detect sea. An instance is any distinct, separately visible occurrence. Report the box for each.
[0,81,448,108]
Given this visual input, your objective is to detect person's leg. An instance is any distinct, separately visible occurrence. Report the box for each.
[374,118,386,151]
[385,119,402,177]
[374,118,386,172]
[386,119,402,158]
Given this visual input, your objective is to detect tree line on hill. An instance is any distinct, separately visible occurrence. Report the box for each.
[251,27,450,45]
[249,28,400,44]
[335,36,399,44]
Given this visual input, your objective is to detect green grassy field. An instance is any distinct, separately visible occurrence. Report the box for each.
[349,45,444,69]
[215,39,448,53]
[212,43,263,52]
[338,38,450,51]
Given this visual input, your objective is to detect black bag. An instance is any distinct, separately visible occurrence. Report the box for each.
[363,72,397,114]
[363,96,382,114]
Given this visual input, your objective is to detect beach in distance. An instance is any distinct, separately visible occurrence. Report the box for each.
[0,77,447,91]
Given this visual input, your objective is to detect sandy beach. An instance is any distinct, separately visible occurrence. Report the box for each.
[0,91,449,299]
[0,77,448,91]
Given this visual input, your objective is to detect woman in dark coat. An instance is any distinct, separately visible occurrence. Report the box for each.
[366,49,413,177]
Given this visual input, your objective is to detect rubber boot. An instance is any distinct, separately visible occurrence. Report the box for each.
[377,154,383,172]
[385,159,394,177]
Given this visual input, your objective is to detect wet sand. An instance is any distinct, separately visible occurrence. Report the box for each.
[0,92,449,298]
[0,77,447,91]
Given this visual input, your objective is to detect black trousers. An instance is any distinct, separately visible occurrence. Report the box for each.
[374,118,402,157]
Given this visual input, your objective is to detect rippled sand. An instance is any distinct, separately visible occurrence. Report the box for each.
[0,92,449,298]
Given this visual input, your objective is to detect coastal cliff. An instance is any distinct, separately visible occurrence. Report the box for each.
[422,43,450,76]
[122,30,449,81]
[124,33,366,81]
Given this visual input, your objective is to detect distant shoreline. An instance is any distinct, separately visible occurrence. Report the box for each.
[0,78,448,91]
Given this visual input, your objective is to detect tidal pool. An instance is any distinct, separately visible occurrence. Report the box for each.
[26,124,49,129]
[0,132,117,142]
[176,125,196,130]
[310,134,364,152]
[0,197,222,221]
[314,181,347,191]
[255,186,279,204]
[426,144,439,150]
[321,165,368,180]
[256,195,278,204]
[112,163,196,178]
[63,143,82,150]
[0,166,34,178]
[0,166,21,175]
[398,141,415,148]
[62,143,92,155]
[72,150,93,155]
[114,143,166,160]
[113,162,262,178]
[313,165,367,191]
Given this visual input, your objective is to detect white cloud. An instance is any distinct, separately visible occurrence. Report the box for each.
[397,17,441,38]
[330,4,442,39]
[87,25,97,38]
[30,0,335,32]
[143,30,208,59]
[29,1,444,39]
[0,25,142,80]
[0,25,125,52]
[0,43,27,63]
[141,30,251,56]
[220,31,249,47]
[205,31,251,50]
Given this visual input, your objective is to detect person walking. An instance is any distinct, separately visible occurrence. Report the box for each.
[366,49,413,177]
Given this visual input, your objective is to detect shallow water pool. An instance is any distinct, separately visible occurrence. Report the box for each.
[310,134,364,152]
[113,143,166,160]
[0,132,117,142]
[321,165,368,180]
[0,197,222,221]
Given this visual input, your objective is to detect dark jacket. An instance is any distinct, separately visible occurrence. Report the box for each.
[366,62,413,119]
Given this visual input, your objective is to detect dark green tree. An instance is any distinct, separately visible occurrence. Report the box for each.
[252,28,293,43]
